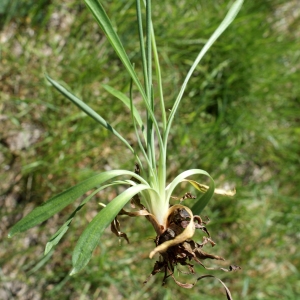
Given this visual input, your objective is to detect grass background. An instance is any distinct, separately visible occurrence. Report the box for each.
[0,0,299,299]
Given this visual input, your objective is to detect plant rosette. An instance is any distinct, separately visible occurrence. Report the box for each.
[8,0,243,298]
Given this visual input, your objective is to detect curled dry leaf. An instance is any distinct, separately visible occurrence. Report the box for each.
[184,179,236,196]
[171,192,196,202]
[110,217,129,243]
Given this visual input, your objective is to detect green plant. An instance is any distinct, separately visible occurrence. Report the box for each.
[8,0,243,297]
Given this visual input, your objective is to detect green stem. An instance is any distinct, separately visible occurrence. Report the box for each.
[130,77,158,189]
[136,0,149,97]
[146,0,155,174]
[151,23,166,130]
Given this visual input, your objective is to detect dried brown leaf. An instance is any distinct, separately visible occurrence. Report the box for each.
[110,217,129,243]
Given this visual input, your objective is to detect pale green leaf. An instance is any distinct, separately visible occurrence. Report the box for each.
[44,181,134,255]
[28,249,54,275]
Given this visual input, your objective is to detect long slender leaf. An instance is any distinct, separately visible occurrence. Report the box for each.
[44,187,102,255]
[46,75,135,154]
[151,22,166,129]
[84,0,146,100]
[44,180,135,255]
[70,184,150,274]
[136,0,149,98]
[27,249,54,275]
[146,0,152,98]
[102,84,144,129]
[165,0,244,145]
[8,170,148,237]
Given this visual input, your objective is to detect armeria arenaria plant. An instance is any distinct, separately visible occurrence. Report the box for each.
[9,0,243,298]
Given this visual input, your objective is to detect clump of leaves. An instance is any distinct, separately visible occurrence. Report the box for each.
[9,0,243,298]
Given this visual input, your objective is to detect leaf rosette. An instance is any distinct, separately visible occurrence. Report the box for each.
[8,0,243,298]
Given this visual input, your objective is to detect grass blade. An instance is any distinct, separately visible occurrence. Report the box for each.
[70,184,150,275]
[165,0,244,144]
[102,84,144,130]
[8,170,148,237]
[46,74,135,154]
[136,0,149,98]
[84,0,146,101]
[44,187,102,255]
[151,23,166,129]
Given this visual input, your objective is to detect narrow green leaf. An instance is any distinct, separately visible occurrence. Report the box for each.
[44,181,131,255]
[46,74,134,153]
[146,0,152,101]
[28,249,54,275]
[44,188,102,255]
[129,77,153,172]
[84,0,146,100]
[102,84,144,129]
[70,184,150,275]
[165,0,244,145]
[151,23,166,130]
[8,170,148,238]
[136,0,149,99]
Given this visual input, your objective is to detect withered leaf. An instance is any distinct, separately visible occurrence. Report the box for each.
[170,192,196,202]
[229,265,241,271]
[170,273,194,288]
[184,179,236,197]
[110,217,129,243]
[195,248,225,261]
[143,261,164,284]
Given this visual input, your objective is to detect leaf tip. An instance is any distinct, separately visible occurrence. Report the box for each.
[69,268,77,276]
[44,72,50,80]
[149,250,155,259]
[7,227,18,238]
[44,243,51,256]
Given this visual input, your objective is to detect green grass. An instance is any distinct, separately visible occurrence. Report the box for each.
[1,0,299,299]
